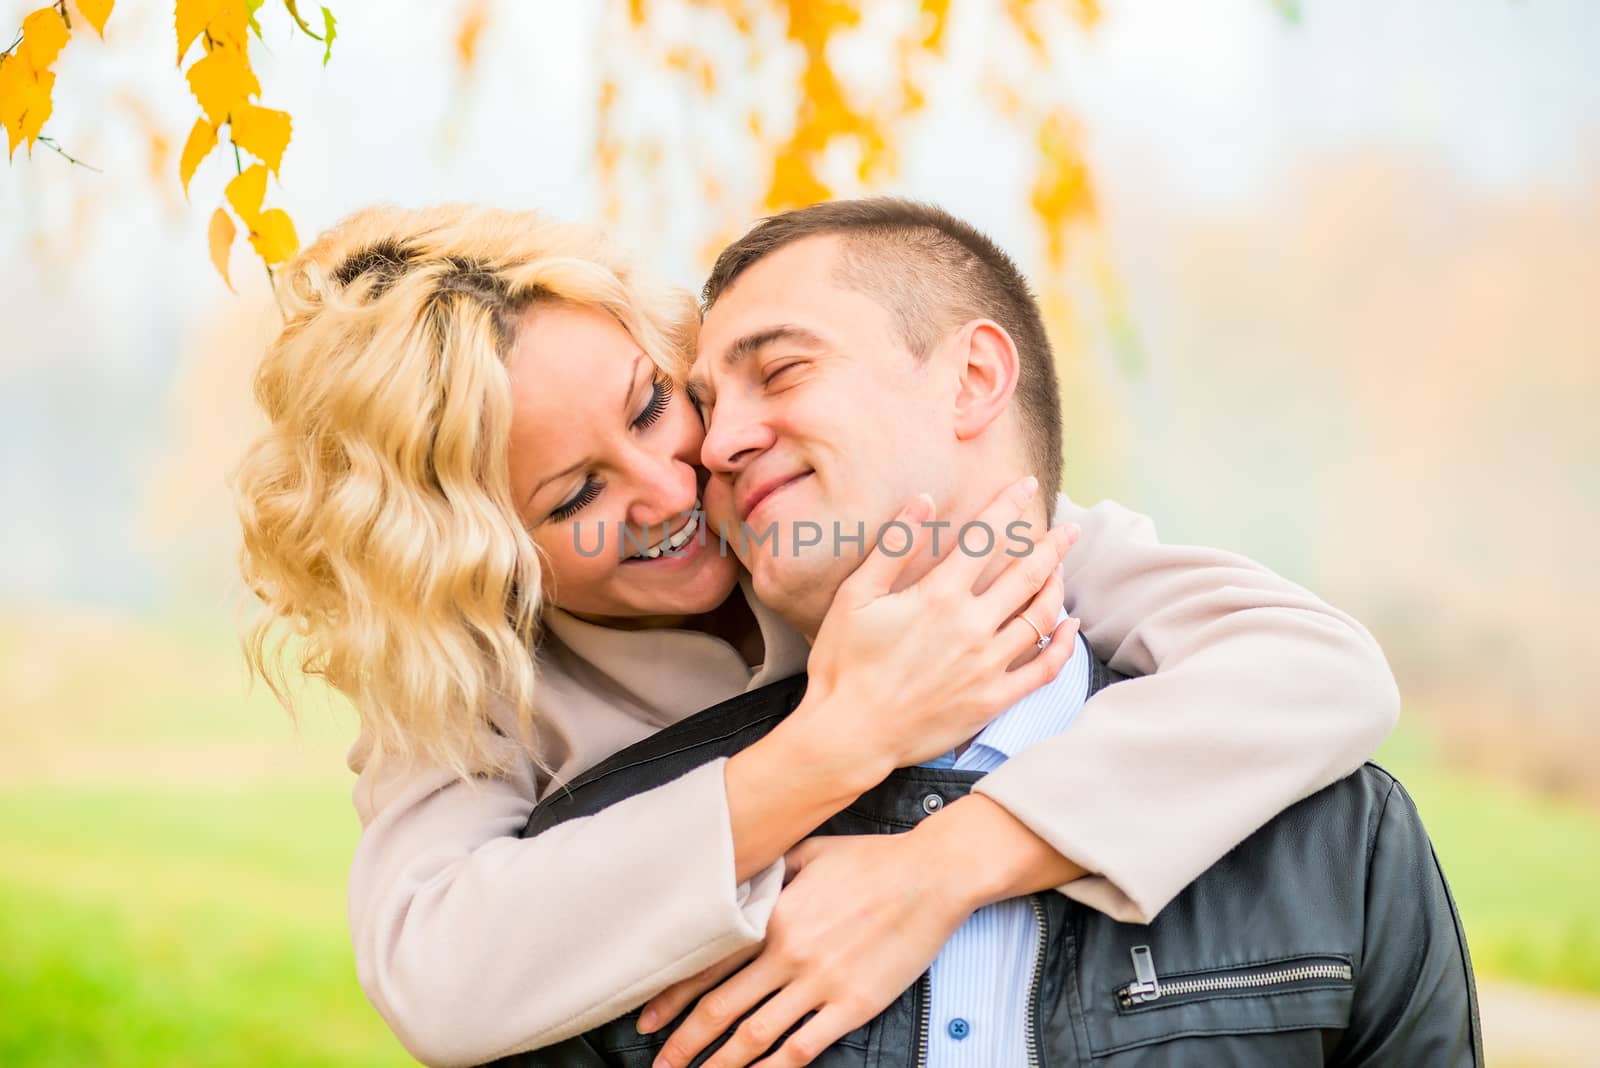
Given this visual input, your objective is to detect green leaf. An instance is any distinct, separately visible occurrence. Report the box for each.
[247,0,265,40]
[1269,0,1302,24]
[282,0,322,40]
[320,6,336,65]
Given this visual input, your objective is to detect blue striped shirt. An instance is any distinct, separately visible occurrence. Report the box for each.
[917,632,1092,1068]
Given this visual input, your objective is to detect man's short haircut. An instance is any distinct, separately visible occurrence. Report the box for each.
[702,197,1063,496]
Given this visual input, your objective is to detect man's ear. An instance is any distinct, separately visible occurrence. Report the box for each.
[951,319,1021,442]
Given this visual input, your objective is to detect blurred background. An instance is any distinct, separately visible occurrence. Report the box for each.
[2,0,1597,1064]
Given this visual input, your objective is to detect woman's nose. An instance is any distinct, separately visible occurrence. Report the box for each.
[624,450,698,529]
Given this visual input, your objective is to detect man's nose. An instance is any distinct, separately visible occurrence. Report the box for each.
[700,396,773,474]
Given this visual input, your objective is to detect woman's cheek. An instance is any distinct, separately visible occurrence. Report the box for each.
[535,527,598,605]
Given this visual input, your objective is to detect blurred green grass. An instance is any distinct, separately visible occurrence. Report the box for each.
[1,612,1597,1066]
[0,786,402,1067]
[1375,726,1600,995]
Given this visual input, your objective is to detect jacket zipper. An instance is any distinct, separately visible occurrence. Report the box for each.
[1024,894,1048,1068]
[913,972,931,1068]
[914,897,1052,1065]
[1117,945,1353,1009]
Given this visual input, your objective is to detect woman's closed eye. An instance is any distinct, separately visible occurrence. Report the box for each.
[547,374,674,522]
[632,373,673,430]
[550,477,603,522]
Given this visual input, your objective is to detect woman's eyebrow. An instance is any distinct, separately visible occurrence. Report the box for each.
[526,458,586,511]
[620,352,644,417]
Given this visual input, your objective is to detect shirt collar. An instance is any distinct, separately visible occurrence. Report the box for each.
[966,624,1091,763]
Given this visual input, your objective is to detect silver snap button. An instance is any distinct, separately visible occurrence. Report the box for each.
[922,793,944,814]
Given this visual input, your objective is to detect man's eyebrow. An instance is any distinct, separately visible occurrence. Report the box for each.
[725,325,827,368]
[689,325,825,403]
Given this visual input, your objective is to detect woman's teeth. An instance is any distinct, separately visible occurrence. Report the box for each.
[631,506,701,561]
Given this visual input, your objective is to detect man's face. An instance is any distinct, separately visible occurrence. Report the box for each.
[691,236,959,634]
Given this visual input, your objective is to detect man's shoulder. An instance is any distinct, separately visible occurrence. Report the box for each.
[1235,762,1408,865]
[522,673,809,837]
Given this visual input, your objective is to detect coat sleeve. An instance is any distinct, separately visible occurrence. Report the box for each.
[972,495,1400,923]
[1334,776,1483,1066]
[347,748,784,1067]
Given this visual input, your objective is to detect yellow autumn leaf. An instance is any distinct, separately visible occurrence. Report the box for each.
[8,67,55,158]
[224,162,266,222]
[76,0,115,38]
[1029,112,1096,270]
[145,129,171,184]
[247,207,298,265]
[455,0,488,75]
[208,205,236,291]
[175,0,222,65]
[19,8,69,73]
[0,53,27,148]
[205,0,251,50]
[230,103,290,175]
[178,116,217,196]
[764,150,830,212]
[186,44,260,125]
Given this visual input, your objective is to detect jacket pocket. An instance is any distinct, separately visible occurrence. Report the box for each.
[1084,946,1354,1059]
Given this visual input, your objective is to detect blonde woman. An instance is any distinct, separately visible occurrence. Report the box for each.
[236,205,1398,1068]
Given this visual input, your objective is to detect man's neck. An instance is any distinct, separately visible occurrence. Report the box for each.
[788,487,1055,645]
[896,492,1053,594]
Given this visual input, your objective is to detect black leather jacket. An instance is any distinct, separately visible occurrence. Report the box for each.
[494,657,1481,1067]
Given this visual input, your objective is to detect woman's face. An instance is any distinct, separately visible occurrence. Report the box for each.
[506,300,741,627]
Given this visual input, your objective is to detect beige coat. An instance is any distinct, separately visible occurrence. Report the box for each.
[346,495,1399,1066]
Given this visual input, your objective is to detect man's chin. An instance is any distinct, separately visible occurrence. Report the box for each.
[748,550,844,635]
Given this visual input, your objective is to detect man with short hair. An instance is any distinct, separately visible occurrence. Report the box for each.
[501,198,1480,1067]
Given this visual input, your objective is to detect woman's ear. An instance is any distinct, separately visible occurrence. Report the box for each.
[951,319,1021,442]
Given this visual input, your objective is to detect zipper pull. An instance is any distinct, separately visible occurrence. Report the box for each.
[1117,945,1162,1007]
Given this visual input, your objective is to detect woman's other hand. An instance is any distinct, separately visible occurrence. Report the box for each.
[639,833,967,1068]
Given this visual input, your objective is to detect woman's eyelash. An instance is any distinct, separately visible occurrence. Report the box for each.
[632,374,673,430]
[550,478,603,522]
[764,362,798,387]
[547,374,671,522]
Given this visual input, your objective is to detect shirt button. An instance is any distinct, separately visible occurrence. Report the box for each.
[947,1018,970,1040]
[922,793,944,814]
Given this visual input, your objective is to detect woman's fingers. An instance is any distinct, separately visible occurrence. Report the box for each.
[639,945,760,1034]
[833,493,935,605]
[657,956,784,1068]
[978,521,1078,632]
[920,473,1041,588]
[749,1004,855,1068]
[999,617,1081,702]
[701,983,819,1068]
[997,571,1069,667]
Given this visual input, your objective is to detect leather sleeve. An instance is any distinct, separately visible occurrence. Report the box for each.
[1335,777,1484,1066]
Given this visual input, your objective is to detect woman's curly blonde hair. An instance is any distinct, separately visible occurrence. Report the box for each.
[235,204,700,780]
